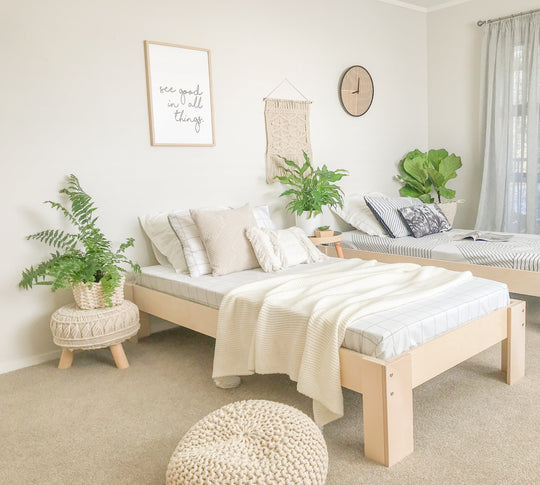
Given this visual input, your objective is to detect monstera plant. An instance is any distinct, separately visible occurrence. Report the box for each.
[396,148,462,203]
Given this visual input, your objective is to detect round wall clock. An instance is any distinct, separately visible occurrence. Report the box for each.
[339,65,374,117]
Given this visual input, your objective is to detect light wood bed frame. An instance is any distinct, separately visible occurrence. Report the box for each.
[125,281,526,467]
[321,245,540,297]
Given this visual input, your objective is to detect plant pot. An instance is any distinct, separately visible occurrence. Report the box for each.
[72,276,125,310]
[436,200,464,226]
[314,229,334,238]
[295,212,323,236]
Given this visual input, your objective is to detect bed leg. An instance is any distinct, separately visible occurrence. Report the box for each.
[362,354,414,467]
[503,300,526,384]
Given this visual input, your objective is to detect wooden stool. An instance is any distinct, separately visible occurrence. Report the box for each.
[50,300,140,370]
[308,232,344,258]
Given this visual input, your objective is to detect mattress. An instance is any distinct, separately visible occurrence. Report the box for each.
[136,260,509,360]
[341,229,540,272]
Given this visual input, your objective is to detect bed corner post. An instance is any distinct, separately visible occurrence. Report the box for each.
[362,353,414,467]
[502,299,526,384]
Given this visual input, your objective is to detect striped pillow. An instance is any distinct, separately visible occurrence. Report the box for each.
[364,196,422,238]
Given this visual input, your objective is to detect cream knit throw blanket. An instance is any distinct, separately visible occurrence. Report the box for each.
[264,99,312,183]
[213,259,472,426]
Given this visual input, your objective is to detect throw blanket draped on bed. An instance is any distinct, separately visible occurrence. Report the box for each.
[212,259,472,426]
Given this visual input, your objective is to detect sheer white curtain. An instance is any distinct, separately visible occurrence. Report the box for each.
[476,12,540,234]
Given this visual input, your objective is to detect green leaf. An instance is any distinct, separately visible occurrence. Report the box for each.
[419,193,434,203]
[399,185,423,198]
[428,149,448,170]
[427,167,445,186]
[403,156,429,184]
[438,154,462,181]
[438,187,456,200]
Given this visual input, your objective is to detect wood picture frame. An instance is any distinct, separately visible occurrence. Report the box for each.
[144,41,215,146]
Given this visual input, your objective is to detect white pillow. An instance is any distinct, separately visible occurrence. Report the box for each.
[252,205,276,230]
[168,206,276,277]
[246,226,328,273]
[332,192,388,236]
[139,213,188,273]
[245,227,282,272]
[150,242,172,268]
[168,211,213,278]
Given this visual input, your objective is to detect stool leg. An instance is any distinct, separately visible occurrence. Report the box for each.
[58,349,74,369]
[110,344,129,369]
[335,242,344,259]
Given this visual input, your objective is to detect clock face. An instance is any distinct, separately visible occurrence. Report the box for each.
[339,66,374,117]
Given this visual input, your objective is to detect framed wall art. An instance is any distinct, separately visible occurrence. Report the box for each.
[144,41,215,146]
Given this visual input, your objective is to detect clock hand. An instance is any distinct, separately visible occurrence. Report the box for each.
[352,77,360,94]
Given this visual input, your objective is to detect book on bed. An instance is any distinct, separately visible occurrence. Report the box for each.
[452,231,512,242]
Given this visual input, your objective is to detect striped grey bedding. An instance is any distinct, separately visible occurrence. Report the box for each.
[341,229,540,272]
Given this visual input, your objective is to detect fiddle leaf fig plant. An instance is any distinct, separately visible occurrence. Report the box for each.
[396,148,462,203]
[19,174,140,306]
[275,151,349,218]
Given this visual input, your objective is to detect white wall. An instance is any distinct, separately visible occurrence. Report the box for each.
[1,0,428,372]
[427,0,540,228]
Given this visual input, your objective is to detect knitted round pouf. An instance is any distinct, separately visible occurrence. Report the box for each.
[50,300,140,369]
[166,400,328,485]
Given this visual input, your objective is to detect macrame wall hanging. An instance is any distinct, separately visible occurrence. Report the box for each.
[264,79,313,184]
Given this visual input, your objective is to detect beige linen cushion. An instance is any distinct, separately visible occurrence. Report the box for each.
[191,204,259,276]
[139,212,188,273]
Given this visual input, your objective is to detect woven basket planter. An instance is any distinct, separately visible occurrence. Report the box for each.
[72,276,125,310]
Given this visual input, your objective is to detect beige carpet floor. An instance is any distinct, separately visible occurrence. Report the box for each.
[1,303,539,484]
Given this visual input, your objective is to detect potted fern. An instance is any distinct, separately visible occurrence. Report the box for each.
[275,152,348,235]
[19,174,140,309]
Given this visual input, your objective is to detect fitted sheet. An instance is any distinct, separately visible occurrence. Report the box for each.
[136,260,509,360]
[341,229,540,271]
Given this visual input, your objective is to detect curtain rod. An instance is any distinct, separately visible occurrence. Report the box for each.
[477,7,540,26]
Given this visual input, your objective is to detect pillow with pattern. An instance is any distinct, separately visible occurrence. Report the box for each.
[398,204,451,238]
[364,196,422,238]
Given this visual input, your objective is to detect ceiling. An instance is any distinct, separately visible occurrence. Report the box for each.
[379,0,472,12]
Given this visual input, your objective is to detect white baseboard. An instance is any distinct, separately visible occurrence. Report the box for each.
[0,349,62,375]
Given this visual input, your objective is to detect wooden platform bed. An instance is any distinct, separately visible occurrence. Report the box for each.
[322,245,540,297]
[124,280,526,467]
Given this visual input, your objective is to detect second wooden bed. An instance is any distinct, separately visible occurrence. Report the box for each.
[125,274,526,467]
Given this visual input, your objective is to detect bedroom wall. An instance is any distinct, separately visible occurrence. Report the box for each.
[427,0,540,229]
[1,0,428,372]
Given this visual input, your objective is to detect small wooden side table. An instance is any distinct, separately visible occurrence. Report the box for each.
[50,300,140,370]
[308,232,344,258]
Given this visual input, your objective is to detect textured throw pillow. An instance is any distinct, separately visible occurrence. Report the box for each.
[364,196,422,238]
[190,204,259,276]
[332,192,388,236]
[139,213,188,273]
[245,226,282,272]
[398,204,451,238]
[246,226,328,272]
[252,205,276,230]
